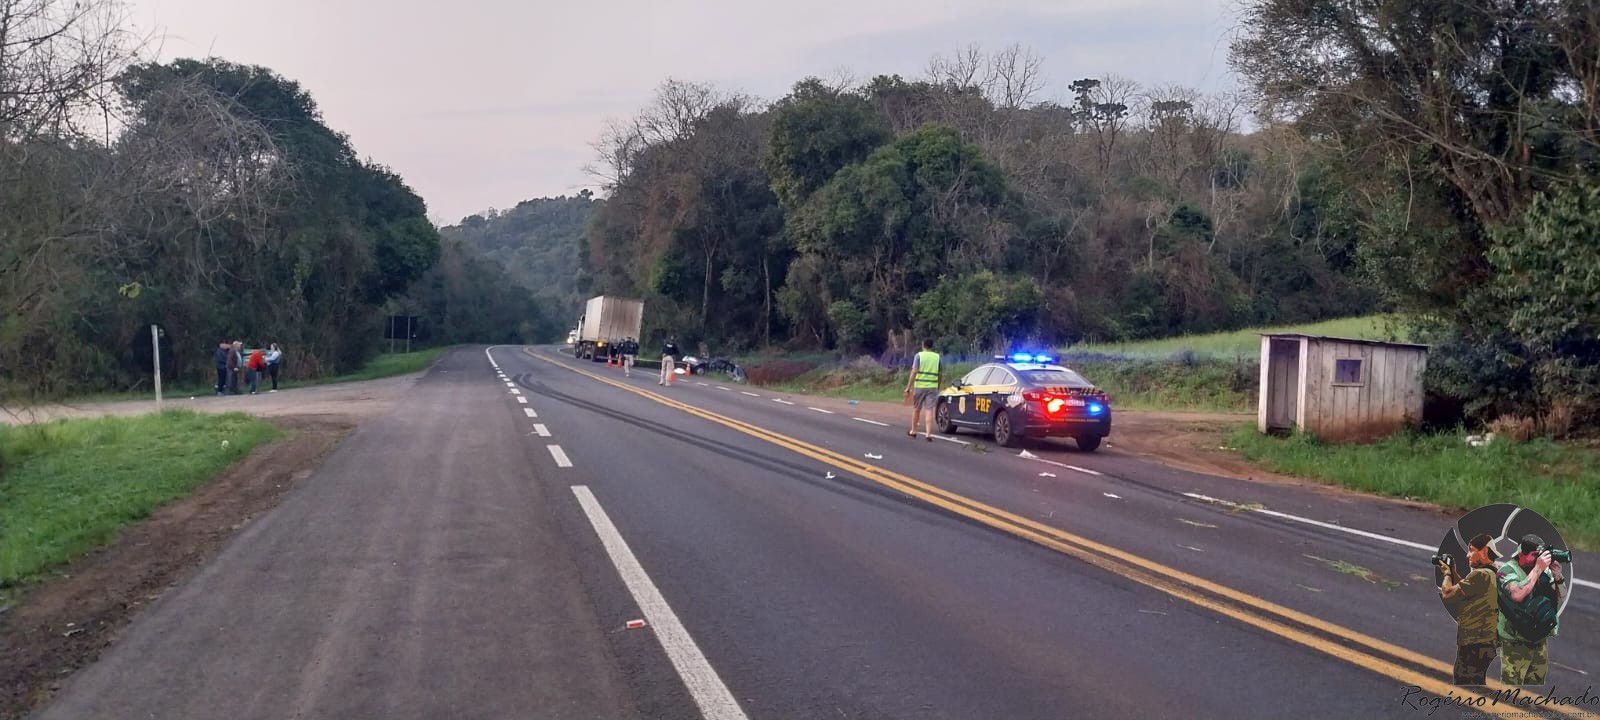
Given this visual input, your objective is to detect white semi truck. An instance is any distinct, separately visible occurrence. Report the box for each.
[573,295,643,361]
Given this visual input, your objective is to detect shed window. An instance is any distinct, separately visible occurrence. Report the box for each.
[1334,358,1364,385]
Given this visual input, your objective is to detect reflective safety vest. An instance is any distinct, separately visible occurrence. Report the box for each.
[913,350,941,389]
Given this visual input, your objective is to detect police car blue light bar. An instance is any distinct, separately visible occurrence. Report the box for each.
[1007,352,1056,364]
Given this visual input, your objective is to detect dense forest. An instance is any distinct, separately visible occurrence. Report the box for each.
[0,0,551,400]
[439,194,599,325]
[581,53,1376,358]
[574,11,1599,429]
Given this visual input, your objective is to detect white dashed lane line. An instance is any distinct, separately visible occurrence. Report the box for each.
[717,386,731,391]
[741,391,760,397]
[532,423,550,437]
[524,408,538,418]
[773,399,795,406]
[808,407,834,414]
[517,396,529,404]
[548,445,573,467]
[510,388,522,395]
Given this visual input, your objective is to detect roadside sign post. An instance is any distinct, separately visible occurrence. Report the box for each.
[151,324,163,412]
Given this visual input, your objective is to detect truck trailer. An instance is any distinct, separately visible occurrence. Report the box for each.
[574,295,643,361]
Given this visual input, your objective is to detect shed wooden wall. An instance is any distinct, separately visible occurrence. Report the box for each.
[1298,339,1426,441]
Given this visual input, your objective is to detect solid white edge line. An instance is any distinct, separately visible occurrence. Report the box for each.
[1066,464,1102,476]
[571,486,747,720]
[933,435,969,445]
[517,396,529,404]
[547,445,573,467]
[523,408,537,418]
[808,407,834,414]
[532,423,550,437]
[852,418,889,427]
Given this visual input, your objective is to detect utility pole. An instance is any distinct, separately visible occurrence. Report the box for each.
[151,324,163,412]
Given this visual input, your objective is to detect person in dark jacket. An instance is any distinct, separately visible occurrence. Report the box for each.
[659,336,681,386]
[265,343,283,392]
[228,341,244,395]
[214,341,231,396]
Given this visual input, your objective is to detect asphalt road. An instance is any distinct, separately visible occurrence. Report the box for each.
[34,346,1600,720]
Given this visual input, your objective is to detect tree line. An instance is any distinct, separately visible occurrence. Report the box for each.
[583,48,1375,360]
[0,0,551,402]
[1233,0,1600,431]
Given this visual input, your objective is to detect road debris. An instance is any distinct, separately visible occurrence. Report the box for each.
[1180,545,1205,553]
[1102,492,1121,500]
[825,472,837,480]
[1302,554,1402,589]
[1038,472,1056,478]
[220,440,230,449]
[625,619,647,629]
[864,453,883,460]
[1137,610,1168,616]
[1176,518,1218,529]
[1018,450,1039,459]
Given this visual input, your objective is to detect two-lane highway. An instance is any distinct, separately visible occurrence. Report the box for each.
[34,346,1597,720]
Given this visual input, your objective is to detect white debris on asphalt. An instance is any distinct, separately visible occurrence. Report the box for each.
[1102,492,1121,499]
[1038,472,1057,478]
[864,453,883,460]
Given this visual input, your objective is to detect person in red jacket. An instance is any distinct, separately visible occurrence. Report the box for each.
[246,347,267,395]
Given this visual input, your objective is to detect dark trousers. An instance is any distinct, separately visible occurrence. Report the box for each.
[268,363,280,390]
[1454,642,1498,685]
[229,369,242,395]
[246,368,259,394]
[216,367,228,394]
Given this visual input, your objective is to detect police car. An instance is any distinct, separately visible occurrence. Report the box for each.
[934,353,1111,451]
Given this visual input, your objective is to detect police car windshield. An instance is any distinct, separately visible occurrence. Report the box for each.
[1023,369,1092,387]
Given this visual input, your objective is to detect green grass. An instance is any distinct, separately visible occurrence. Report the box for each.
[1230,427,1600,550]
[51,346,449,406]
[758,357,1256,413]
[0,410,281,605]
[1068,315,1399,360]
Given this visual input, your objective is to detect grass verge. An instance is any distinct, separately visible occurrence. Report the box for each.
[51,346,449,406]
[756,356,1256,413]
[1229,426,1600,550]
[1068,315,1399,360]
[0,409,281,605]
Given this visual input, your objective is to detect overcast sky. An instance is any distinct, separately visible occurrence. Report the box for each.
[127,0,1242,224]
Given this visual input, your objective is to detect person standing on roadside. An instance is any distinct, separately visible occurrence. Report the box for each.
[621,337,637,378]
[228,340,244,395]
[246,346,267,395]
[265,343,283,392]
[903,338,942,441]
[660,335,680,386]
[214,341,231,396]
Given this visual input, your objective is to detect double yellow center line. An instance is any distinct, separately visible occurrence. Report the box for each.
[530,349,1588,718]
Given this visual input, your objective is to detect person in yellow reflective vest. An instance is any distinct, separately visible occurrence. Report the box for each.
[903,338,942,441]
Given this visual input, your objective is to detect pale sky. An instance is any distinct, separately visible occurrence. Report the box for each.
[127,0,1241,224]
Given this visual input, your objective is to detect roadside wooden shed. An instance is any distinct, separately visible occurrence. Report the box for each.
[1258,334,1428,441]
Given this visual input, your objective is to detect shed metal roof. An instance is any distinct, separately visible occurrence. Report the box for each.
[1260,333,1429,351]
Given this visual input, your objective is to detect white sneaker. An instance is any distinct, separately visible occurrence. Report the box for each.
[269,389,277,393]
